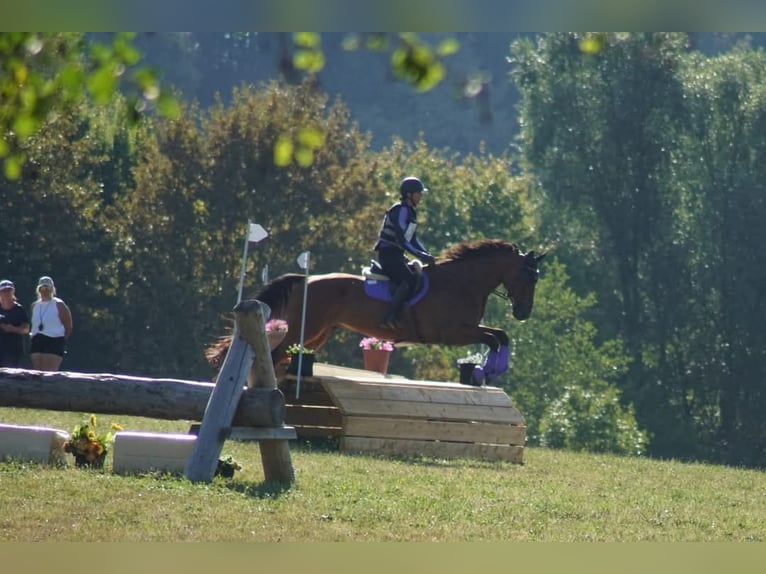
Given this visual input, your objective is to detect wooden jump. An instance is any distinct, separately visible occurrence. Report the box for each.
[279,363,526,464]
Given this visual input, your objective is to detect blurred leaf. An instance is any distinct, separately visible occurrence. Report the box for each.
[436,38,460,56]
[297,126,325,149]
[295,147,314,167]
[579,33,606,55]
[12,114,38,138]
[293,50,325,73]
[274,136,293,166]
[293,32,321,49]
[3,155,21,180]
[87,65,118,104]
[341,34,360,51]
[157,92,181,119]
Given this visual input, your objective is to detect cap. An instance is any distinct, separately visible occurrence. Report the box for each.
[0,279,14,290]
[37,276,55,289]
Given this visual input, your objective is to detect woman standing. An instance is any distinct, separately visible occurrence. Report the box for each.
[29,276,73,371]
[0,279,30,367]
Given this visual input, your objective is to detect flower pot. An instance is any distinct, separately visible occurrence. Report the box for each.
[363,349,391,375]
[458,362,480,386]
[287,353,315,376]
[267,330,287,350]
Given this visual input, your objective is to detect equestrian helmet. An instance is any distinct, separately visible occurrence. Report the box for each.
[399,176,428,196]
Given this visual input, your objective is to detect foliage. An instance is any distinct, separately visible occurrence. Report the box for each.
[456,352,484,365]
[214,455,242,479]
[359,337,394,351]
[539,384,648,456]
[0,32,178,180]
[63,414,123,463]
[285,344,315,355]
[511,32,766,466]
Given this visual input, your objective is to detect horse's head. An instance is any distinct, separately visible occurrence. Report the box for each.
[505,250,546,320]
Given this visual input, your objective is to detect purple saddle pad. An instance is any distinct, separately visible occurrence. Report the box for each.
[363,273,430,305]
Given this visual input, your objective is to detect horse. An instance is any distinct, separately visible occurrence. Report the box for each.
[206,238,546,384]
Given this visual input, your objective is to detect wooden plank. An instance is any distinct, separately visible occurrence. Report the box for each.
[324,379,516,408]
[332,397,525,424]
[292,426,343,438]
[226,426,297,441]
[281,386,336,407]
[285,405,343,428]
[341,436,524,463]
[184,333,253,482]
[343,416,526,445]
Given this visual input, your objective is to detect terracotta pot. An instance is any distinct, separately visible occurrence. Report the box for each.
[363,349,391,375]
[267,330,287,350]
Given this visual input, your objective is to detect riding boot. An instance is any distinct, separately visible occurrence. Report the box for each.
[380,282,410,329]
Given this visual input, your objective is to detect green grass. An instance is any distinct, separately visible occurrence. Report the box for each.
[0,407,764,541]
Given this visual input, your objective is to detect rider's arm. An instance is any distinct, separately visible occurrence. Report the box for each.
[397,206,432,261]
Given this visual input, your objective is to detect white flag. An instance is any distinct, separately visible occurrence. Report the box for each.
[296,251,310,270]
[248,223,268,243]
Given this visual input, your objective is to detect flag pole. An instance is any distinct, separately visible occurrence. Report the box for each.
[295,251,311,400]
[236,219,251,305]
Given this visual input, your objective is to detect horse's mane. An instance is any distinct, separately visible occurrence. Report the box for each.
[441,239,520,262]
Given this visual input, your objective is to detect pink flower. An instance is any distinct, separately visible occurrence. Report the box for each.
[265,319,288,333]
[359,337,394,351]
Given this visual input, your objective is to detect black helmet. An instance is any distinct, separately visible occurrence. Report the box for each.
[399,176,428,196]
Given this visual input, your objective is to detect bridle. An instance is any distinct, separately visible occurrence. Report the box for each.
[492,254,540,305]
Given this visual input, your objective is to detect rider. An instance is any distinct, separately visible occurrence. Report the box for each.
[374,176,436,329]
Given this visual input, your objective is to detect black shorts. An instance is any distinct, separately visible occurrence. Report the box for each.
[30,334,66,357]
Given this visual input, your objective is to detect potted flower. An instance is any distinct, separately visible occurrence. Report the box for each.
[215,454,242,479]
[63,414,123,468]
[359,337,394,375]
[285,343,316,376]
[456,352,485,386]
[265,318,288,350]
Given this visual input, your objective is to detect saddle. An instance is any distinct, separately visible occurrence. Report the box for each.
[362,259,430,304]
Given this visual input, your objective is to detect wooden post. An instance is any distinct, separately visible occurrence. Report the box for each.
[184,299,295,484]
[237,300,295,484]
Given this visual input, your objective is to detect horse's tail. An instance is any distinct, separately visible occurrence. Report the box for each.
[254,273,306,319]
[204,273,306,368]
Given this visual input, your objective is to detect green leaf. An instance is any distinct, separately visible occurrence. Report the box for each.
[3,156,21,180]
[436,38,460,56]
[274,136,293,166]
[295,147,314,167]
[12,114,38,138]
[297,126,325,149]
[293,32,320,49]
[157,92,181,119]
[87,65,118,104]
[293,50,325,73]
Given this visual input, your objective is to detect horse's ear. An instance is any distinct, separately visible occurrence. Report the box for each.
[536,251,548,262]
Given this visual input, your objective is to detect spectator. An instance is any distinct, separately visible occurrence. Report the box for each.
[0,279,30,367]
[29,276,72,371]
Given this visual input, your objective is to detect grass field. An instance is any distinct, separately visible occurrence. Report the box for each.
[0,407,764,542]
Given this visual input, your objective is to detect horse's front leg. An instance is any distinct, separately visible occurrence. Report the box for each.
[474,326,510,385]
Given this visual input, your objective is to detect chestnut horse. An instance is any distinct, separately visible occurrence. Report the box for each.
[207,239,545,383]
